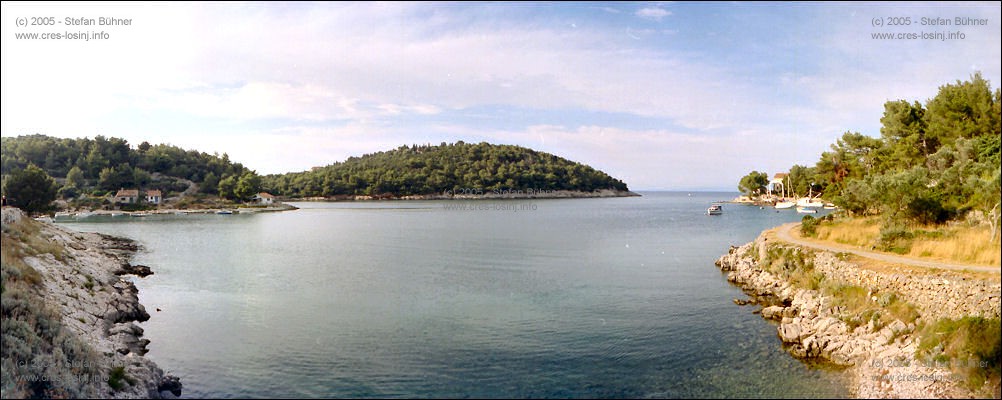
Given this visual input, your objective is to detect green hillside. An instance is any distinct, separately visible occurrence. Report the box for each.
[263,141,629,197]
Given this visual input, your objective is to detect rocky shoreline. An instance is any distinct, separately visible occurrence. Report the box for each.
[1,207,181,398]
[715,231,1000,398]
[292,188,641,201]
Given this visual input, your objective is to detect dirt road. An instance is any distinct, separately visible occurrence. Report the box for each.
[774,222,1000,274]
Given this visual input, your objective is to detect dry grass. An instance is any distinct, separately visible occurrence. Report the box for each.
[842,254,1002,283]
[816,217,880,247]
[822,283,920,330]
[814,217,1000,267]
[3,216,66,262]
[1,234,43,286]
[760,243,825,290]
[908,226,1001,266]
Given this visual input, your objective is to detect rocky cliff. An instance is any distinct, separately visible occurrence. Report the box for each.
[715,232,1000,398]
[1,207,181,398]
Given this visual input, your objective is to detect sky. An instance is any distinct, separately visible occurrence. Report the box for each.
[2,2,1000,191]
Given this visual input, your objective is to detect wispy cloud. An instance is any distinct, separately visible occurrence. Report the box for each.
[636,7,671,21]
[1,2,999,189]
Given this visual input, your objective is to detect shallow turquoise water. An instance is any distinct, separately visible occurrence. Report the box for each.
[61,192,846,398]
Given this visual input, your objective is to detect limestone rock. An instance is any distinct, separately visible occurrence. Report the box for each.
[762,306,784,320]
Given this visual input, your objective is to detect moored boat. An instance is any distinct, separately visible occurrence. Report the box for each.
[796,206,818,214]
[796,197,824,208]
[775,201,795,209]
[706,204,723,215]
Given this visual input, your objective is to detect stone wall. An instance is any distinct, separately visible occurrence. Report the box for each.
[715,234,1001,398]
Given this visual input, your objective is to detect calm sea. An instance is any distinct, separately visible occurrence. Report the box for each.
[60,192,846,398]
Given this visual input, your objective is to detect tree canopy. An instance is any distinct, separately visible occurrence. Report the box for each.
[738,171,769,196]
[263,142,629,197]
[1,134,254,199]
[759,72,1001,239]
[2,164,57,213]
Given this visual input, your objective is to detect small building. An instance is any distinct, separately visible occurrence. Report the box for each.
[114,188,162,204]
[252,192,275,205]
[145,190,162,205]
[114,189,140,204]
[769,173,789,197]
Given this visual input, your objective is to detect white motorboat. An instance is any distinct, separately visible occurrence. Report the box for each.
[796,206,818,214]
[796,197,824,208]
[706,204,723,215]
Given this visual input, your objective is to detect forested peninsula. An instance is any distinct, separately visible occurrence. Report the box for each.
[2,137,633,213]
[262,141,631,199]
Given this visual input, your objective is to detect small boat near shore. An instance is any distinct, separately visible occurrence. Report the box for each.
[796,206,818,214]
[797,198,824,208]
[706,204,723,215]
[216,210,234,215]
[775,201,795,209]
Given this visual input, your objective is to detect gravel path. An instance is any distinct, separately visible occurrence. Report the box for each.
[774,222,1000,274]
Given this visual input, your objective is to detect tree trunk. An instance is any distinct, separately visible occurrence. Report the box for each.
[989,202,1000,244]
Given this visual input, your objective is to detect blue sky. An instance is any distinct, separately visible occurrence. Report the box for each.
[2,2,1000,190]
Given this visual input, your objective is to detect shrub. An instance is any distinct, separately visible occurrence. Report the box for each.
[2,262,101,398]
[801,215,819,237]
[823,283,919,330]
[907,193,952,225]
[107,366,129,391]
[877,222,915,254]
[918,317,1001,391]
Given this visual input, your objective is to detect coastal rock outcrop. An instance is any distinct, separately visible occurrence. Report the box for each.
[115,263,154,277]
[715,234,1000,398]
[1,207,180,398]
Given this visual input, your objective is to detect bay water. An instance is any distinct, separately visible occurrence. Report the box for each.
[60,192,847,398]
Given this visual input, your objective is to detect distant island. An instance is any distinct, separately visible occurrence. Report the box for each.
[263,141,633,199]
[1,137,635,214]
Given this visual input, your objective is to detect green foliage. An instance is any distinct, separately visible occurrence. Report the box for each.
[877,222,915,254]
[218,175,237,200]
[235,172,262,201]
[800,215,819,237]
[201,172,220,194]
[107,366,135,391]
[760,244,824,290]
[785,165,819,198]
[2,164,57,214]
[823,284,919,331]
[766,73,1000,235]
[925,72,1001,149]
[98,163,135,191]
[879,100,929,169]
[1,134,250,199]
[64,166,85,189]
[738,170,769,197]
[263,142,629,197]
[918,317,1001,390]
